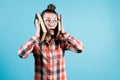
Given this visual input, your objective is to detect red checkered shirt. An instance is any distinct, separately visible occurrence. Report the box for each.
[18,32,84,80]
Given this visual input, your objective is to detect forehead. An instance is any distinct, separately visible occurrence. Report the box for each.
[43,13,57,19]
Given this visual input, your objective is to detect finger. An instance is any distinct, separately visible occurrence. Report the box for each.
[35,19,38,24]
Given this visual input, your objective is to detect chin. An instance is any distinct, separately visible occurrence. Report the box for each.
[49,31,54,36]
[50,33,54,36]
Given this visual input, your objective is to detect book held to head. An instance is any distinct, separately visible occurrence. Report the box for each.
[56,14,62,39]
[35,12,47,41]
[35,12,62,41]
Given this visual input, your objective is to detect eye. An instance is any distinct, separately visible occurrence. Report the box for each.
[45,20,50,23]
[53,20,57,23]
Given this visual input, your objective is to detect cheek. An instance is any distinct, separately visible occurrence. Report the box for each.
[55,24,57,27]
[53,24,57,28]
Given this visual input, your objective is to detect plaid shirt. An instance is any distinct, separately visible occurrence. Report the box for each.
[18,32,84,80]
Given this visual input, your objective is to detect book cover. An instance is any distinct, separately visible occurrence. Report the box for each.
[36,12,47,41]
[56,14,62,39]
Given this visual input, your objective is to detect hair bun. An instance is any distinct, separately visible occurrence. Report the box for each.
[47,4,56,11]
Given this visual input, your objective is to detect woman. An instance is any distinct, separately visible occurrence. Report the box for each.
[18,4,84,80]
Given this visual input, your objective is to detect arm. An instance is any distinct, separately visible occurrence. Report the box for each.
[18,19,40,58]
[18,36,38,58]
[62,32,84,53]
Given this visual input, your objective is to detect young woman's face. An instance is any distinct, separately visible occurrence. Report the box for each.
[43,13,57,36]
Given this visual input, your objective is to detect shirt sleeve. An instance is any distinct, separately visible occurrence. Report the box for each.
[62,32,84,53]
[18,35,39,58]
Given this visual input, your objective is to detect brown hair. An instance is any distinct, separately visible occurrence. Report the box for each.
[34,4,57,25]
[41,4,57,17]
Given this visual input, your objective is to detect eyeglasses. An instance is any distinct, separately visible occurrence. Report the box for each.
[44,19,58,24]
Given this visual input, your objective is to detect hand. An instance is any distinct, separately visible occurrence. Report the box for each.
[61,25,65,34]
[35,19,40,38]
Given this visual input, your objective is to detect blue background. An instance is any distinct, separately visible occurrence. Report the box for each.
[0,0,120,80]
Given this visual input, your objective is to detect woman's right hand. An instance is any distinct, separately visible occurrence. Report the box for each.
[35,19,40,38]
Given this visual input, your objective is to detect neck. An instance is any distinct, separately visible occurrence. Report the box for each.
[45,33,52,41]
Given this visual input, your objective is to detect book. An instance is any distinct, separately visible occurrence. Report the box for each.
[56,14,62,39]
[36,12,47,41]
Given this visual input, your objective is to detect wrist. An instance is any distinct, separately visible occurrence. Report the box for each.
[31,35,39,43]
[61,32,70,39]
[36,32,40,38]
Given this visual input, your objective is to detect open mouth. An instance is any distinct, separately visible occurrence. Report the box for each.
[49,29,55,31]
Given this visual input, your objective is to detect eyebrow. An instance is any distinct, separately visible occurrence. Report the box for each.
[44,17,57,20]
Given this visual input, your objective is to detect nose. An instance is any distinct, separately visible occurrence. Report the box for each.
[49,21,57,28]
[49,21,54,27]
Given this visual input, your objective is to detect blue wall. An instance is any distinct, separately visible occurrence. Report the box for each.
[0,0,120,80]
